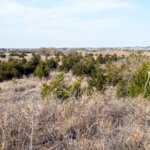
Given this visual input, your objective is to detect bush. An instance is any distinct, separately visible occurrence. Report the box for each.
[45,58,57,69]
[96,54,105,64]
[59,54,82,72]
[128,62,150,98]
[72,56,96,76]
[105,63,121,86]
[88,68,107,92]
[9,52,27,58]
[0,59,25,81]
[9,52,18,57]
[0,53,6,58]
[116,80,129,98]
[41,74,83,100]
[23,54,41,75]
[70,78,82,98]
[0,54,41,82]
[96,54,118,64]
[41,73,70,101]
[34,62,49,78]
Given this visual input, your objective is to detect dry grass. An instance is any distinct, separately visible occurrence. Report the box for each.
[0,84,150,150]
[1,50,150,149]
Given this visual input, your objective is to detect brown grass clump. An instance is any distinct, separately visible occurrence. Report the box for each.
[0,88,150,150]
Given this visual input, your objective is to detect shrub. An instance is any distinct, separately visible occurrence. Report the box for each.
[59,54,82,72]
[96,54,105,64]
[45,58,57,69]
[88,68,107,92]
[116,80,129,98]
[34,62,49,78]
[9,52,18,57]
[105,63,121,86]
[23,54,41,75]
[41,74,83,100]
[72,56,96,76]
[41,73,69,101]
[96,54,118,64]
[70,78,82,98]
[9,51,27,58]
[18,52,27,58]
[0,53,6,58]
[0,59,24,81]
[0,54,41,81]
[128,61,150,98]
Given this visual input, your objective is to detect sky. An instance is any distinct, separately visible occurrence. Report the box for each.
[0,0,150,48]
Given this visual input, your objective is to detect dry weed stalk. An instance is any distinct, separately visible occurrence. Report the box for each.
[0,83,150,149]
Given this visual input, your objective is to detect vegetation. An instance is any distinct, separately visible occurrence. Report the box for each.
[0,53,6,58]
[96,54,118,64]
[59,54,82,72]
[1,50,150,100]
[10,51,27,58]
[1,50,150,149]
[34,62,49,78]
[41,73,82,101]
[88,68,107,92]
[116,80,129,98]
[41,73,70,101]
[0,54,40,81]
[128,61,150,98]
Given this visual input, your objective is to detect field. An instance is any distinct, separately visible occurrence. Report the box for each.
[0,49,150,149]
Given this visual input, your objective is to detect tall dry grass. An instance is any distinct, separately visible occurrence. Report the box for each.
[0,89,150,150]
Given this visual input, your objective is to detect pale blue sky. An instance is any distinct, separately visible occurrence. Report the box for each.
[0,0,150,48]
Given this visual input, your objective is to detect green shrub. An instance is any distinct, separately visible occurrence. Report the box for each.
[9,51,27,58]
[0,53,6,58]
[0,59,25,81]
[23,54,41,75]
[18,52,27,58]
[70,78,82,98]
[96,54,105,64]
[34,62,49,78]
[96,54,118,64]
[45,58,57,69]
[128,62,150,98]
[59,54,82,72]
[116,80,129,98]
[119,63,126,72]
[72,56,96,76]
[105,63,121,86]
[9,52,18,57]
[41,74,83,100]
[0,54,41,82]
[41,73,69,101]
[88,68,107,92]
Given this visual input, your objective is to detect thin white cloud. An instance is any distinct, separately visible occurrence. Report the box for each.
[0,0,129,23]
[0,0,131,47]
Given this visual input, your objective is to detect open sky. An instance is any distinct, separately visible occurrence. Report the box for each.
[0,0,150,48]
